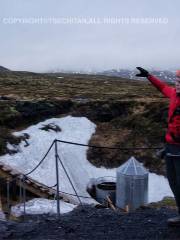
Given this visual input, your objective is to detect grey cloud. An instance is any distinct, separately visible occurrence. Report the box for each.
[0,0,180,72]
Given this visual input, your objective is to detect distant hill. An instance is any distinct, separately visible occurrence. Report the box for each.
[49,68,176,83]
[98,69,176,83]
[0,66,10,72]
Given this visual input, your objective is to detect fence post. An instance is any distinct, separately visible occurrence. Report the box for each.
[19,176,22,203]
[6,178,10,218]
[55,139,60,218]
[22,175,26,220]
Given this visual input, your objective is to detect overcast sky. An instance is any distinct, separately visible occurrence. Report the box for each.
[0,0,180,72]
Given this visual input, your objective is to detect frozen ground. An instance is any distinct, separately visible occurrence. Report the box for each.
[0,116,173,215]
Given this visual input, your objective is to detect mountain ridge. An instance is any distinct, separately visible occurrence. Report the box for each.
[0,66,10,72]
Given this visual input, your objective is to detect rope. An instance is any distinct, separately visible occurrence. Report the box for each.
[24,140,55,176]
[57,154,83,205]
[56,139,162,150]
[59,190,92,199]
[48,183,57,188]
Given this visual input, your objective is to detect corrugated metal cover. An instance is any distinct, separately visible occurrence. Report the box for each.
[117,156,148,176]
[116,156,149,210]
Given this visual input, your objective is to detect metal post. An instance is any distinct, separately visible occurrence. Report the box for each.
[55,140,60,218]
[19,177,22,203]
[6,179,10,217]
[22,175,26,220]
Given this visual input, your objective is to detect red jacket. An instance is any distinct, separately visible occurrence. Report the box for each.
[148,75,180,144]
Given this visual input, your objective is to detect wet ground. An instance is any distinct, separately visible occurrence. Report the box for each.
[0,205,180,240]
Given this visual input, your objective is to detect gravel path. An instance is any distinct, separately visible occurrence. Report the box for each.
[0,206,180,240]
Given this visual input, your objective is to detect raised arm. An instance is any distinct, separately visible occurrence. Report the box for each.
[136,67,174,98]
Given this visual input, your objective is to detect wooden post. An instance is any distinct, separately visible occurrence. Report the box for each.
[125,204,129,213]
[106,196,116,211]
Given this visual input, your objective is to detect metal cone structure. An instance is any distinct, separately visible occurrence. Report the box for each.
[116,156,149,211]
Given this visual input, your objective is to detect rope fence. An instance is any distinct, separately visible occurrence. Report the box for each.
[0,138,163,221]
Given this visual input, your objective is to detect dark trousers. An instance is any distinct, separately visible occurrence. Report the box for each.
[165,143,180,214]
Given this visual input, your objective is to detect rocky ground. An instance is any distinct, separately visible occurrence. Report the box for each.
[0,205,179,240]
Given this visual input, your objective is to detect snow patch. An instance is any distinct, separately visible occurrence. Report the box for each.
[0,116,174,213]
[11,198,76,217]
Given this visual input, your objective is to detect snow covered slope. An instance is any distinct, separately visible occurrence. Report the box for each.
[0,116,173,207]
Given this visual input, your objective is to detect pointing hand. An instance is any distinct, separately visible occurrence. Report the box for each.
[136,67,150,77]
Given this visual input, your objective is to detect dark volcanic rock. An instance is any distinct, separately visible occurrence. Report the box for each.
[16,100,73,119]
[72,101,134,122]
[0,206,180,240]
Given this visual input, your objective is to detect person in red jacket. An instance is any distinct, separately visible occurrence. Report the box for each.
[136,67,180,226]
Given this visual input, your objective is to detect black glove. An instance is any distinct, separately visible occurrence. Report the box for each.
[136,67,150,77]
